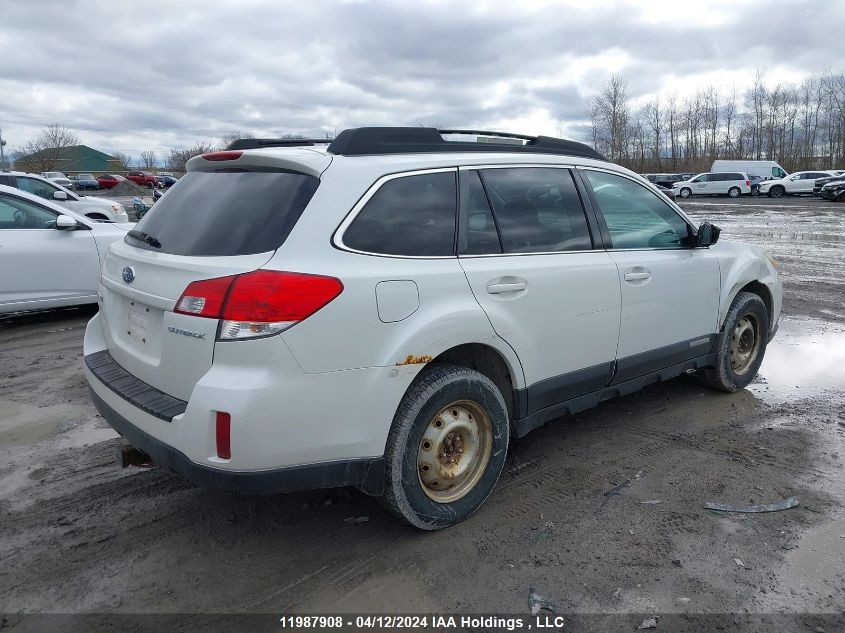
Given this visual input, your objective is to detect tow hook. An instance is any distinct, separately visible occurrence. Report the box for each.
[119,443,155,468]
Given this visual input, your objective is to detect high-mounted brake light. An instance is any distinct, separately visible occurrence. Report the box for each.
[174,270,343,340]
[201,150,243,161]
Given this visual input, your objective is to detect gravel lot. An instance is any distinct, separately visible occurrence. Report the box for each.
[1,195,843,630]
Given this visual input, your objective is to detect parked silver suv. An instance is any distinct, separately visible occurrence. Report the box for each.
[84,128,781,528]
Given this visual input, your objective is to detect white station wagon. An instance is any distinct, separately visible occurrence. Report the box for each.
[84,128,782,529]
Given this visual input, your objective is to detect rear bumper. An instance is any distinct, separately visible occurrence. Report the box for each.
[89,384,385,495]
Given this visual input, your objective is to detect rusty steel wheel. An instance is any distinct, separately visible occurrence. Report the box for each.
[417,400,493,503]
[699,291,769,393]
[382,364,509,529]
[729,314,761,376]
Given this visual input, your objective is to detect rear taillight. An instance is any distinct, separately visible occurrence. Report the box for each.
[174,270,343,340]
[175,275,236,317]
[745,180,750,186]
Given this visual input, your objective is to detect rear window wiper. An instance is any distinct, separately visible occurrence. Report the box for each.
[127,229,161,248]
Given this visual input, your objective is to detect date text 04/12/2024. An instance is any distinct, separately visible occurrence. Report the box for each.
[278,615,567,630]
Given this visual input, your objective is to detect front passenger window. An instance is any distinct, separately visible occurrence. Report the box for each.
[585,170,692,250]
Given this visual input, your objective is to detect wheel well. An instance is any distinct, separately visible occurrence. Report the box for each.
[735,281,772,326]
[432,344,516,421]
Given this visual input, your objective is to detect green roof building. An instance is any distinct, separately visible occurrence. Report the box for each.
[13,145,124,175]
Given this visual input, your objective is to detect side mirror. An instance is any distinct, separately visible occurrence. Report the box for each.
[53,191,68,201]
[696,222,720,247]
[55,215,79,230]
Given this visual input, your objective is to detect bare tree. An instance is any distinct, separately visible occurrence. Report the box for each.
[219,131,255,149]
[586,67,845,173]
[167,142,217,172]
[589,75,631,161]
[644,97,662,166]
[139,150,157,170]
[13,124,78,172]
[111,152,132,171]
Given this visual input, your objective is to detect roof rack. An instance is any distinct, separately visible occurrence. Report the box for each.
[225,138,332,150]
[326,127,606,161]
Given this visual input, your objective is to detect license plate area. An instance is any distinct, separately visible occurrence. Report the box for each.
[127,300,151,345]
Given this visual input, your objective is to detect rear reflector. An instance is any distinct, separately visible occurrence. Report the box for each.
[215,412,231,459]
[201,150,243,161]
[175,270,343,340]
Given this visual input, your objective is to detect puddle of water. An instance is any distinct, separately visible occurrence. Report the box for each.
[0,399,92,447]
[749,317,845,404]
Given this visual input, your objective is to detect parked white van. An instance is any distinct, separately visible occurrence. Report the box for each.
[673,172,751,198]
[711,160,788,180]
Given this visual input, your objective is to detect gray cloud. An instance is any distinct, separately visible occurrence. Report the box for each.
[0,0,842,160]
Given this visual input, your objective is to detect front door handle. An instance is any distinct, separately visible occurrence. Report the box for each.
[624,270,651,282]
[487,280,527,294]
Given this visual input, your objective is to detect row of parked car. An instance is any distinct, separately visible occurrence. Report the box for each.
[40,171,179,191]
[642,164,845,201]
[1,171,129,221]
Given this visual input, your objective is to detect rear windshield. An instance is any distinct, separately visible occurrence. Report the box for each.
[125,170,319,256]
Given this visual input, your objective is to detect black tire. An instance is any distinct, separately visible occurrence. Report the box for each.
[728,186,741,198]
[382,364,509,530]
[751,186,760,197]
[836,191,845,203]
[700,292,769,392]
[768,185,785,198]
[679,187,692,198]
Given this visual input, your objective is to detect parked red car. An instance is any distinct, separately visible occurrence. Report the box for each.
[126,171,159,188]
[96,174,126,189]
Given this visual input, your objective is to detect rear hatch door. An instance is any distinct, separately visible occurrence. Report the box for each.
[98,159,323,401]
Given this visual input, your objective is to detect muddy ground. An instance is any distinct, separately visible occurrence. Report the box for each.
[1,196,843,631]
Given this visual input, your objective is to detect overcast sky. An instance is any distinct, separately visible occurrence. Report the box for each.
[1,0,842,162]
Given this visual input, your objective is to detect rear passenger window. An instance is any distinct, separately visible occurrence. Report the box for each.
[477,168,592,253]
[343,171,457,256]
[461,171,501,254]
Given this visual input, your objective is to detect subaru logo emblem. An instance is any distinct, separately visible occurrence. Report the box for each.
[122,266,135,284]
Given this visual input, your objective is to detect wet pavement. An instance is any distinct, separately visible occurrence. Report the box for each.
[680,196,845,323]
[0,196,843,627]
[748,317,845,404]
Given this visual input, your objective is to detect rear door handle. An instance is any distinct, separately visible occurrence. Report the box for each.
[487,281,527,294]
[624,271,651,281]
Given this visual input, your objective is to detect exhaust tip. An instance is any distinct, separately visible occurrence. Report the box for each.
[119,443,155,468]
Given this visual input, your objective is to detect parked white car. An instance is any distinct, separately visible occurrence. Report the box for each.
[0,172,128,222]
[0,185,131,314]
[758,170,840,197]
[673,172,751,198]
[40,171,74,188]
[84,128,782,529]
